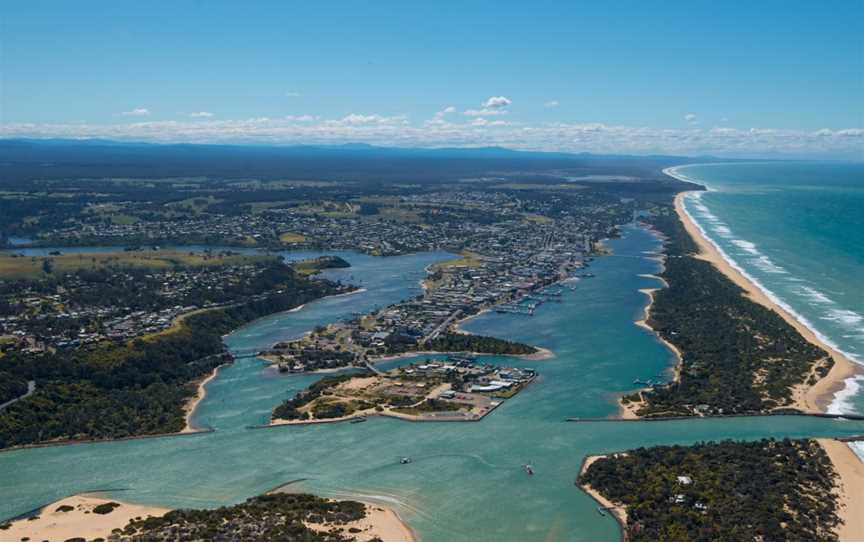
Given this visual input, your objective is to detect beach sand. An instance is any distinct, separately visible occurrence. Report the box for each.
[578,455,628,528]
[673,191,859,412]
[818,439,864,542]
[1,495,169,542]
[182,363,225,432]
[4,495,417,542]
[334,503,418,542]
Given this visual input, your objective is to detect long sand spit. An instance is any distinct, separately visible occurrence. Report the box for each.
[672,190,859,413]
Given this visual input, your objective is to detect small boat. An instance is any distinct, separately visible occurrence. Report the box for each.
[524,464,534,476]
[400,457,412,464]
[350,417,367,424]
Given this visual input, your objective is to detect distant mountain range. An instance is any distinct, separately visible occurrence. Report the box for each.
[0,138,736,183]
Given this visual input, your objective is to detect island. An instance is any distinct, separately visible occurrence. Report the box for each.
[272,355,536,424]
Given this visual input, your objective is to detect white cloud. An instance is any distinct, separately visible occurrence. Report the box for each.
[544,100,559,108]
[483,96,511,109]
[2,116,861,159]
[189,111,214,118]
[465,96,513,117]
[285,91,301,97]
[121,107,150,117]
[464,108,508,117]
[333,114,408,126]
[684,113,697,123]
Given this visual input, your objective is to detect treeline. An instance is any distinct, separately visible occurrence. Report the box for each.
[579,438,840,542]
[115,493,375,542]
[626,208,829,416]
[0,372,28,404]
[0,270,348,448]
[427,333,537,356]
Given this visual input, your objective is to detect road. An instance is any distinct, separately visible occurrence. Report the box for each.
[0,380,36,411]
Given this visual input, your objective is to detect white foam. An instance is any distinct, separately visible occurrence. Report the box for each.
[798,285,834,305]
[828,375,864,415]
[714,225,732,237]
[822,308,864,327]
[680,191,863,368]
[731,239,759,255]
[850,441,864,463]
[750,255,788,274]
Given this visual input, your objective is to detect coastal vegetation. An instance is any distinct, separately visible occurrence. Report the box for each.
[624,207,830,416]
[0,372,28,404]
[291,255,352,275]
[426,333,537,356]
[0,263,350,449]
[65,493,381,542]
[579,438,841,542]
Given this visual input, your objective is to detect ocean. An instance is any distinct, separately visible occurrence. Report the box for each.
[670,162,864,458]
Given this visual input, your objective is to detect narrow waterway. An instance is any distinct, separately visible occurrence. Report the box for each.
[2,226,863,541]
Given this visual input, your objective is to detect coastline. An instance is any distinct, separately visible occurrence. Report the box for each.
[672,190,859,413]
[182,363,227,433]
[1,495,170,541]
[2,494,417,542]
[818,438,864,541]
[619,283,683,419]
[577,455,628,530]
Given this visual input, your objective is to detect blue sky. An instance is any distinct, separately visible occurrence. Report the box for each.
[1,1,862,158]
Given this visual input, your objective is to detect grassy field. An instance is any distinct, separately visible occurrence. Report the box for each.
[0,251,276,279]
[436,251,483,269]
[491,183,585,190]
[523,213,553,223]
[279,232,307,243]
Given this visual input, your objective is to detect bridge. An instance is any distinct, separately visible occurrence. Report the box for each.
[230,349,265,360]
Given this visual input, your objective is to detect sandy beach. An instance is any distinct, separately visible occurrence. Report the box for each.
[818,439,864,542]
[578,455,628,528]
[673,191,859,413]
[1,495,169,542]
[347,503,418,542]
[3,494,417,542]
[182,363,226,432]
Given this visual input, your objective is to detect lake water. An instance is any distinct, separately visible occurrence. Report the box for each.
[2,224,864,541]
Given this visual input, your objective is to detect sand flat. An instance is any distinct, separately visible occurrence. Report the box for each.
[2,495,169,542]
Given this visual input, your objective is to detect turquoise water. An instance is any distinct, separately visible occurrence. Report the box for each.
[673,162,864,459]
[3,225,864,541]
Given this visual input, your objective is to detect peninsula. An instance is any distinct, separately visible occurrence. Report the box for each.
[578,438,847,542]
[1,492,415,542]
